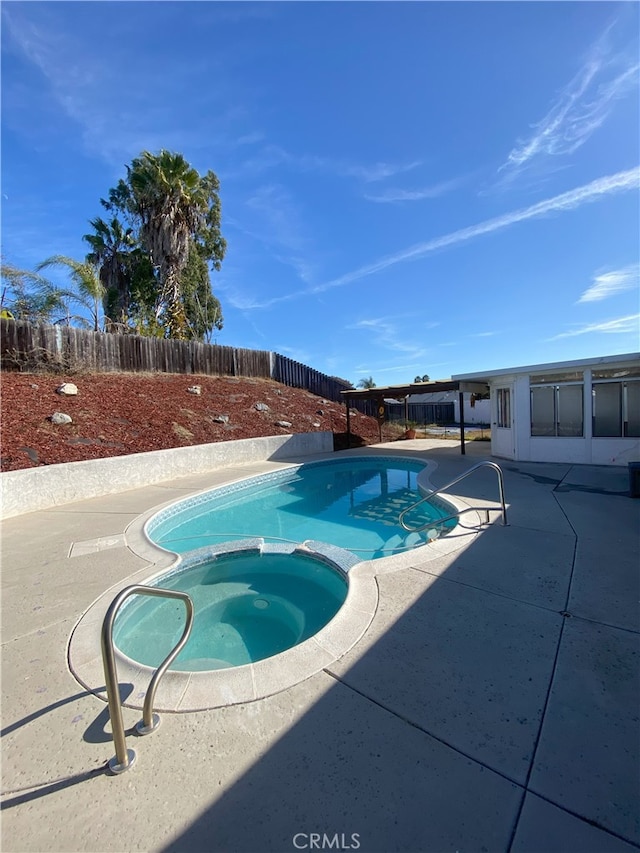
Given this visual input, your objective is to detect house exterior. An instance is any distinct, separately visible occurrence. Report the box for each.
[453,353,640,466]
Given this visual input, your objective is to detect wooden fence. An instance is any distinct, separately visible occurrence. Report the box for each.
[273,354,350,401]
[0,319,372,410]
[272,353,375,416]
[0,319,272,378]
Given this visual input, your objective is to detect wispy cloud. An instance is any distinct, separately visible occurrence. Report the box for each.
[263,167,638,306]
[215,282,264,312]
[2,9,144,164]
[355,363,421,378]
[236,131,265,146]
[242,166,639,310]
[5,5,422,190]
[577,264,639,303]
[365,175,466,203]
[244,184,316,284]
[274,345,312,364]
[2,6,242,167]
[232,144,421,184]
[354,360,452,381]
[549,313,640,340]
[497,21,639,183]
[343,160,422,183]
[348,317,428,361]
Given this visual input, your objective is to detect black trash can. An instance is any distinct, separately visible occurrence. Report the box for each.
[629,462,640,498]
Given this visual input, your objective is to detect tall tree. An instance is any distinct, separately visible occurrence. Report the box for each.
[83,217,135,331]
[180,243,224,341]
[103,150,226,339]
[125,250,162,336]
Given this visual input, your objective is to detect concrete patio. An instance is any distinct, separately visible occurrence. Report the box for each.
[1,440,638,853]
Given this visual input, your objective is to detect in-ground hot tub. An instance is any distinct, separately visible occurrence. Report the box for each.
[112,542,349,672]
[69,538,375,711]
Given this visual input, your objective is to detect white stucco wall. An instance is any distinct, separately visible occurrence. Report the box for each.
[0,431,334,519]
[457,397,491,425]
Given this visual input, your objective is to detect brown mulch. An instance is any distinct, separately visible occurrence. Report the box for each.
[0,371,383,471]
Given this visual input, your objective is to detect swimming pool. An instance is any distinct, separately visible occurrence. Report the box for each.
[146,456,457,560]
[69,454,473,710]
[113,546,349,671]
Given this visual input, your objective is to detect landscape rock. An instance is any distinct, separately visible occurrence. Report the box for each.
[56,383,78,396]
[254,402,270,412]
[172,422,194,440]
[50,412,72,425]
[18,446,39,464]
[187,385,202,395]
[316,409,325,415]
[312,422,321,428]
[275,421,292,428]
[212,415,230,424]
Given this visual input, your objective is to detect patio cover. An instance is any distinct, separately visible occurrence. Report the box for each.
[340,380,489,454]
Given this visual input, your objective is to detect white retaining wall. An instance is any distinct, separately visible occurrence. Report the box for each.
[0,432,334,519]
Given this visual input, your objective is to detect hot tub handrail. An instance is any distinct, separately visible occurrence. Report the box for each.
[399,461,508,532]
[100,584,194,775]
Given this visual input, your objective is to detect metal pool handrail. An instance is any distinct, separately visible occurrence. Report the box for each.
[399,461,508,533]
[100,584,194,775]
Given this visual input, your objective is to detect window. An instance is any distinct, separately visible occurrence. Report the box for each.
[531,383,583,437]
[530,385,555,436]
[593,383,621,437]
[497,388,510,428]
[628,383,640,437]
[557,384,583,437]
[593,380,640,437]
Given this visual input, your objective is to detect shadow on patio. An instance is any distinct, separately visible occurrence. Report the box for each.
[157,456,638,852]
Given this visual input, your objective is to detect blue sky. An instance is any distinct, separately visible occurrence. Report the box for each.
[2,2,639,385]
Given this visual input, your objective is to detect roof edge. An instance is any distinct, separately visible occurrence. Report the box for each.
[452,352,640,382]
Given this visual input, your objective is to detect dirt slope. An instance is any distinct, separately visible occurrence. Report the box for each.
[0,371,383,472]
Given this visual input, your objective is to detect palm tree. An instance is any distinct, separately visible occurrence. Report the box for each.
[127,151,217,339]
[1,262,66,324]
[37,256,105,331]
[83,217,135,332]
[358,376,376,389]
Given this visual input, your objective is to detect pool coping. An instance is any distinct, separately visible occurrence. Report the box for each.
[67,453,484,712]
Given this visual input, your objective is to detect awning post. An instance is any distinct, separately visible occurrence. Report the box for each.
[345,398,351,449]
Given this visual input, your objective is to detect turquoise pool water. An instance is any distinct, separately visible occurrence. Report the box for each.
[147,457,457,560]
[113,550,348,671]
